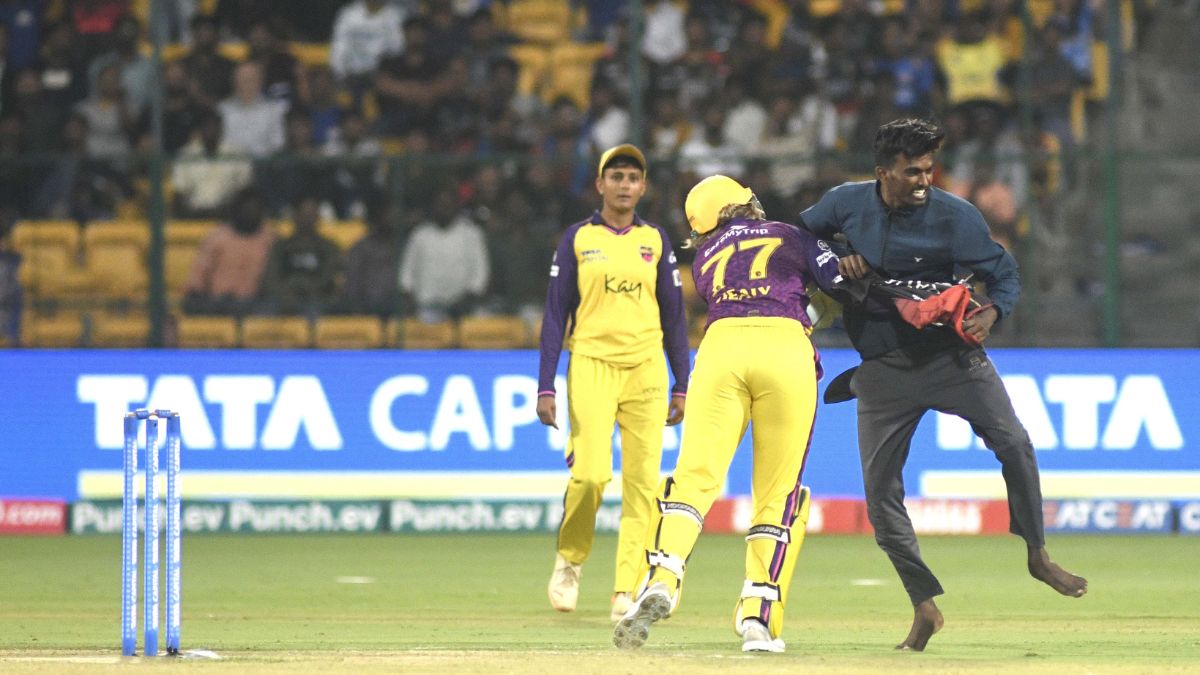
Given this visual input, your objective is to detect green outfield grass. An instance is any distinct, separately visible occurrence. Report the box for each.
[1,533,1198,673]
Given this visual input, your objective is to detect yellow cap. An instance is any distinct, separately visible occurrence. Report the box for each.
[685,175,754,235]
[596,143,647,178]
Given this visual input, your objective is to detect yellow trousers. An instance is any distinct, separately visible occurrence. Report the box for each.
[637,318,817,639]
[556,352,669,593]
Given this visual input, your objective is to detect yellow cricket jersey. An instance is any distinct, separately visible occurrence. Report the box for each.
[537,212,690,395]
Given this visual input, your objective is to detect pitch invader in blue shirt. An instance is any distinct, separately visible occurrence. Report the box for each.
[799,118,1087,652]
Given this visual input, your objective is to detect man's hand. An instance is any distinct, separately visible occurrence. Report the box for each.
[838,254,871,280]
[666,396,685,426]
[961,306,998,344]
[536,394,557,429]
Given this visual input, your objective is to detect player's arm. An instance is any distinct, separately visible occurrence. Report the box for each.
[536,228,581,428]
[655,227,689,426]
[797,185,869,279]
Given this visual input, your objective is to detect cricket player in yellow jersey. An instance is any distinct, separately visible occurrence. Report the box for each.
[613,175,841,653]
[538,144,691,622]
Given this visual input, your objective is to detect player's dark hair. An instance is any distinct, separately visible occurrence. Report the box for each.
[873,118,945,168]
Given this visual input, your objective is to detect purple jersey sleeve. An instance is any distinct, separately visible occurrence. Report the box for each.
[654,227,690,396]
[692,219,840,328]
[538,225,582,394]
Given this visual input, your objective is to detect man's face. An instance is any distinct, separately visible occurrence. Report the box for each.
[595,162,646,213]
[877,152,934,209]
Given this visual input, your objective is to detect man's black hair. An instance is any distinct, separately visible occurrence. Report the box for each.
[873,118,945,168]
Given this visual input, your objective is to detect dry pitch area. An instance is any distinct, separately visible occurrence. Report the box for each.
[1,533,1197,673]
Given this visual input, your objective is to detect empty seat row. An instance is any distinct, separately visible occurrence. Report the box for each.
[16,314,539,350]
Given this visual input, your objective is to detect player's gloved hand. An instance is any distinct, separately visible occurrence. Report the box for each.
[838,254,871,280]
[666,396,685,426]
[536,394,558,429]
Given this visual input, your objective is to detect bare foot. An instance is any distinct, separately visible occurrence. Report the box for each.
[1028,547,1088,597]
[895,599,944,651]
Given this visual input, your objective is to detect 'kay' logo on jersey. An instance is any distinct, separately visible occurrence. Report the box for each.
[639,246,654,262]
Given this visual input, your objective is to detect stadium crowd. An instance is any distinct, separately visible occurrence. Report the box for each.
[0,0,1128,345]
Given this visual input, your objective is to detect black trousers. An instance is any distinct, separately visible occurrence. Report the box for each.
[852,346,1045,605]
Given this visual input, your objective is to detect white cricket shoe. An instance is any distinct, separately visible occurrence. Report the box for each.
[612,583,672,650]
[548,554,581,612]
[740,618,785,653]
[610,592,632,622]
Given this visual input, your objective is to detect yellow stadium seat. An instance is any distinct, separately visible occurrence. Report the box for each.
[12,221,94,301]
[546,42,607,108]
[322,221,368,251]
[503,0,571,44]
[177,315,239,348]
[508,44,551,98]
[290,42,331,66]
[241,316,312,349]
[165,242,199,298]
[459,315,530,349]
[314,315,385,349]
[395,318,457,349]
[91,313,151,348]
[276,220,367,251]
[167,220,219,246]
[20,312,84,348]
[85,223,149,300]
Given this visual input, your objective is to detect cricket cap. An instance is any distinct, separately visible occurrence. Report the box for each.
[597,143,647,178]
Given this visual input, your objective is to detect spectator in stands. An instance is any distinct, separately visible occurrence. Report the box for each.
[460,8,509,93]
[849,72,906,172]
[647,94,692,158]
[424,2,465,66]
[75,62,135,160]
[305,65,341,145]
[477,56,542,137]
[9,68,61,153]
[757,86,837,195]
[260,194,342,315]
[484,190,553,325]
[582,77,629,158]
[260,108,332,215]
[36,21,89,113]
[155,60,206,155]
[642,0,687,65]
[664,13,725,110]
[0,0,42,73]
[218,61,288,158]
[374,15,447,136]
[87,14,152,114]
[0,23,13,115]
[519,159,584,230]
[873,18,937,115]
[341,194,401,316]
[398,184,490,322]
[935,12,1011,121]
[539,96,585,187]
[70,0,127,62]
[246,20,307,104]
[679,100,745,179]
[0,112,32,213]
[171,108,253,218]
[966,159,1019,250]
[182,186,276,315]
[1026,17,1085,154]
[0,208,21,344]
[725,12,771,99]
[324,108,383,219]
[329,0,404,95]
[179,14,234,108]
[31,111,130,220]
[722,77,767,155]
